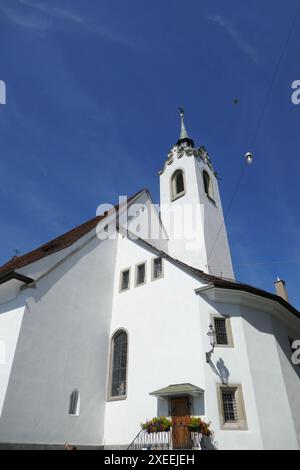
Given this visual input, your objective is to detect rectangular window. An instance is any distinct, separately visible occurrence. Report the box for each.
[69,390,80,416]
[222,390,238,423]
[214,317,228,345]
[211,314,234,347]
[136,262,146,286]
[152,257,163,280]
[120,269,130,292]
[217,384,247,430]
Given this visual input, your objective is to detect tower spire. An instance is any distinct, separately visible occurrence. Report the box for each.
[179,107,189,140]
[176,107,194,147]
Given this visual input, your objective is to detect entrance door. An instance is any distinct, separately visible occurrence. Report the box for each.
[171,397,192,449]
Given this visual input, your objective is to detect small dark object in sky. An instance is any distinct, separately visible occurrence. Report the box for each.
[233,99,239,104]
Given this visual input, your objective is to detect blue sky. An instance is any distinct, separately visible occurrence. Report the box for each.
[0,0,300,307]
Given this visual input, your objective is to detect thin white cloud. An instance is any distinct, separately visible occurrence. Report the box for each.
[0,1,51,30]
[0,0,135,48]
[207,14,259,63]
[0,157,67,233]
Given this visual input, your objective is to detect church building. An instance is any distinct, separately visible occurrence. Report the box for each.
[0,112,299,450]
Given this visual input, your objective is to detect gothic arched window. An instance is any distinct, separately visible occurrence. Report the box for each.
[171,169,185,200]
[69,389,80,415]
[109,330,128,399]
[203,170,215,201]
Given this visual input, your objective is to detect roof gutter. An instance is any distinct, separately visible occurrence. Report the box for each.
[195,281,300,321]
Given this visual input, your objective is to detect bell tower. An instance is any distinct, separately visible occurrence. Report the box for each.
[159,109,234,279]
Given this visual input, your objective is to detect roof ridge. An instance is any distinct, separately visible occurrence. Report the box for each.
[0,188,146,275]
[122,232,300,317]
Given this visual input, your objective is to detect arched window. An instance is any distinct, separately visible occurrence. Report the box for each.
[203,170,215,201]
[69,389,80,415]
[171,169,185,200]
[110,330,128,398]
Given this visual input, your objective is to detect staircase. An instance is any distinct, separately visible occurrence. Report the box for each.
[127,425,211,450]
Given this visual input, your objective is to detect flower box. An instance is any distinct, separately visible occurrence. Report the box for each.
[141,417,171,433]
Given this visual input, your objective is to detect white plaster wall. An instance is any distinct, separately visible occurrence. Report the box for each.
[126,191,168,252]
[198,299,263,450]
[0,306,25,418]
[194,159,234,279]
[106,251,268,450]
[105,251,300,450]
[159,153,233,278]
[241,306,299,449]
[272,317,300,448]
[198,299,300,449]
[0,280,25,305]
[16,230,97,280]
[160,154,207,271]
[104,235,206,446]
[0,198,298,450]
[0,233,117,446]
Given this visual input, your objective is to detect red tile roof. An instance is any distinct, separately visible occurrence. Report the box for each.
[135,237,300,320]
[0,189,145,275]
[0,187,298,320]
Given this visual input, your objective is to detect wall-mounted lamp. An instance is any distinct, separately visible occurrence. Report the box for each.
[206,323,216,363]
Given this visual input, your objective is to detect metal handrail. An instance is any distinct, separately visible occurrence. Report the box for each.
[127,425,207,450]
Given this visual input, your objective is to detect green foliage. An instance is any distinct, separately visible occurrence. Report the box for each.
[141,416,172,433]
[188,416,212,436]
[140,416,213,436]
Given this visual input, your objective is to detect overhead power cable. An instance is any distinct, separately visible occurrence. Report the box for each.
[207,3,300,266]
[250,1,300,149]
[209,259,300,268]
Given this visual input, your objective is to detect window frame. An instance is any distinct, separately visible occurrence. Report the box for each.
[203,170,215,203]
[211,313,234,348]
[119,267,131,293]
[222,389,238,423]
[107,329,129,402]
[151,256,164,281]
[69,389,80,416]
[135,261,147,287]
[170,169,186,201]
[217,384,247,430]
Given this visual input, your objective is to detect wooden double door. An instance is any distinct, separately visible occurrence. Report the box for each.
[171,397,192,449]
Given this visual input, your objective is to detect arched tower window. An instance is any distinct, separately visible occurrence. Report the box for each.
[69,389,80,415]
[171,169,185,200]
[203,170,215,201]
[109,330,128,398]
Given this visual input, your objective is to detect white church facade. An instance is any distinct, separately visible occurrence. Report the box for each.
[0,112,299,450]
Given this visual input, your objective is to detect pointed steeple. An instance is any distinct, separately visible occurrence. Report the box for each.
[179,107,189,140]
[176,107,194,147]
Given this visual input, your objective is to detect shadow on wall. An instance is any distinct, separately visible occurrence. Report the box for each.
[202,295,299,377]
[209,357,230,385]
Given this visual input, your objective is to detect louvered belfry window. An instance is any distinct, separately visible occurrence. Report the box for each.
[171,170,185,199]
